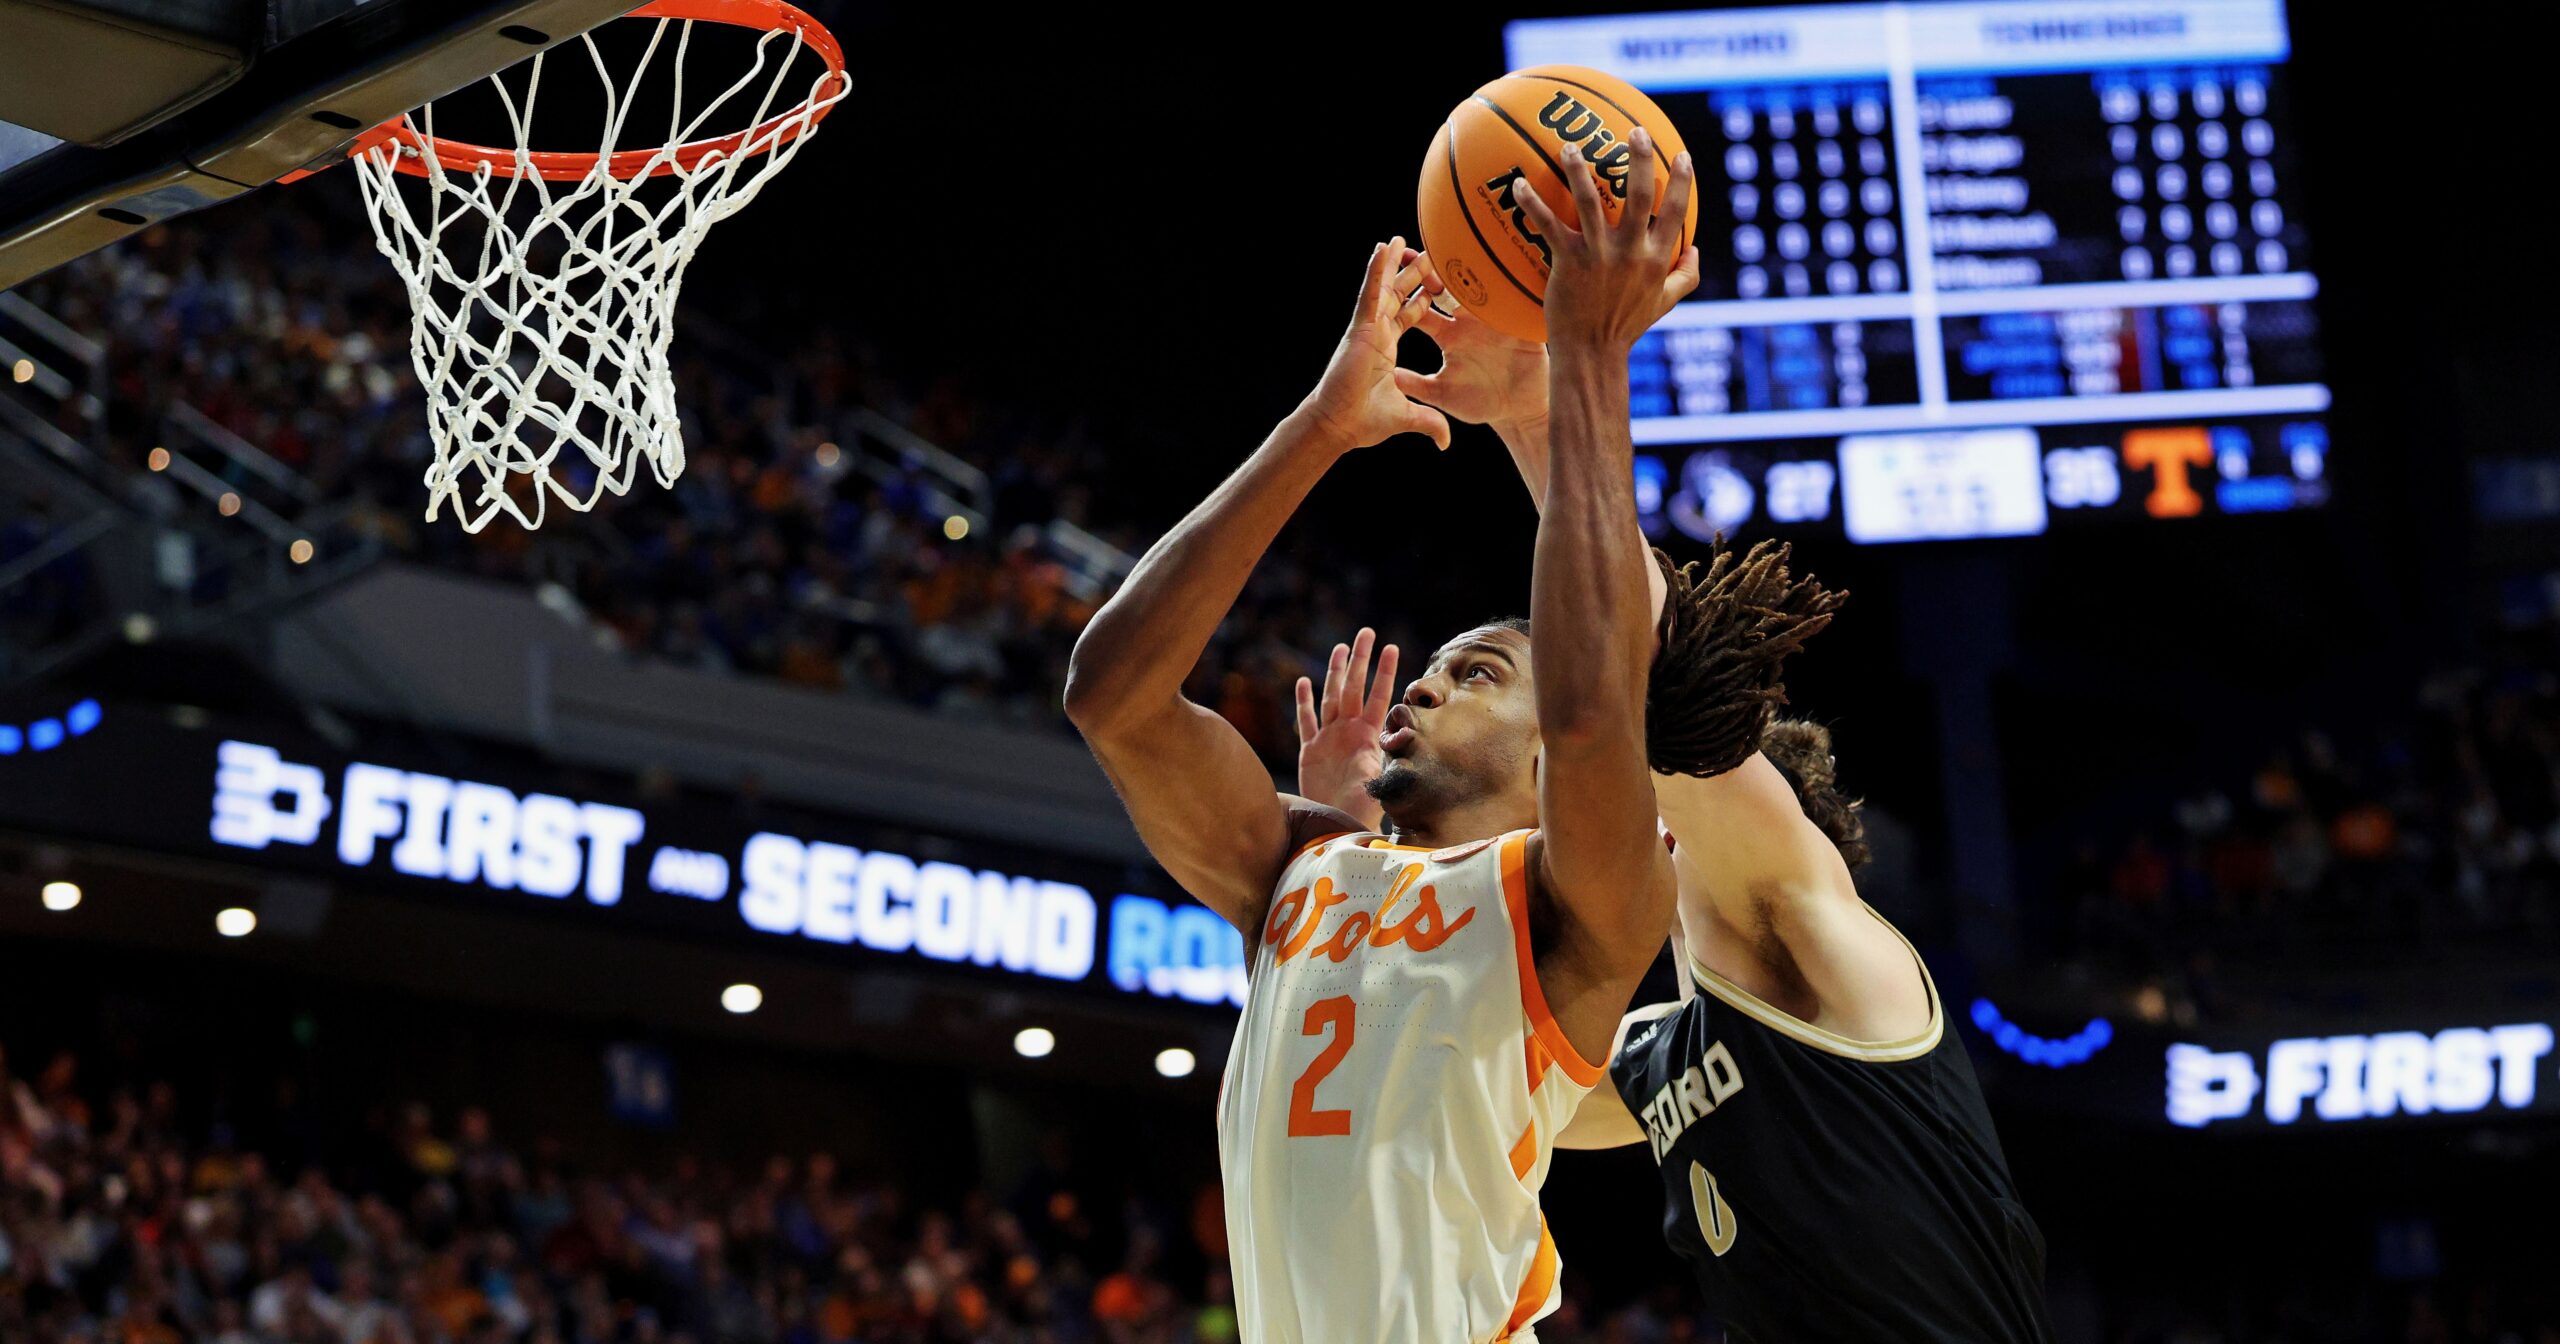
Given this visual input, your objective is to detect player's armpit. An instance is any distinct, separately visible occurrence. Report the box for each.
[1084,698,1360,938]
[1656,757,1931,1043]
[1762,883,1936,1044]
[1554,1001,1683,1150]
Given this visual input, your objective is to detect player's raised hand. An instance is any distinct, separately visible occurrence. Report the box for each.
[1391,251,1552,434]
[1513,127,1700,354]
[1298,238,1455,453]
[1294,626,1398,828]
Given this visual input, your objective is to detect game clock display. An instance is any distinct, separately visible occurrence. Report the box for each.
[1509,0,2328,544]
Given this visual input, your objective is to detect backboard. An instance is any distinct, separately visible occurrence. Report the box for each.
[0,0,646,290]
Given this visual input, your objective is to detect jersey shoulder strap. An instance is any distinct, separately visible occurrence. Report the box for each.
[1684,902,1944,1063]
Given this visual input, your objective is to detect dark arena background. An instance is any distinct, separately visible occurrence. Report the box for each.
[4,2,2558,1341]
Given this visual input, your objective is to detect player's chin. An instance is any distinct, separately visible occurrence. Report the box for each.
[1365,759,1424,805]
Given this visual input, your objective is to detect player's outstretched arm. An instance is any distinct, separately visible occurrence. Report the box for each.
[1404,243,1898,1038]
[1066,240,1450,936]
[1632,541,1924,1040]
[1659,745,1933,1044]
[1403,249,1898,1038]
[1513,132,1697,1052]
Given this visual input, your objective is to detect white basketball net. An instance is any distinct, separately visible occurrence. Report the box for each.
[352,16,846,532]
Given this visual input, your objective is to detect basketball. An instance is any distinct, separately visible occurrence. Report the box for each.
[1416,64,1700,343]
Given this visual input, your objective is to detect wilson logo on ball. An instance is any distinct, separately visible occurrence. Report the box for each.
[1536,93,1635,199]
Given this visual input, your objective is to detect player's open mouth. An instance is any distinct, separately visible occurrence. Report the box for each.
[1380,706,1417,756]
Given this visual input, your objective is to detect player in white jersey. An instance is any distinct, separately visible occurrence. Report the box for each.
[1294,218,2048,1341]
[1068,140,1830,1342]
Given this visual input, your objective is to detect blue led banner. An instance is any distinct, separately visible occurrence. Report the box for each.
[0,702,1244,1011]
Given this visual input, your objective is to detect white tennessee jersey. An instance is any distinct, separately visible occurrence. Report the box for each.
[1217,828,1602,1344]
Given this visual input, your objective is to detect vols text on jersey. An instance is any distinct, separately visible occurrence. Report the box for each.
[1262,861,1477,967]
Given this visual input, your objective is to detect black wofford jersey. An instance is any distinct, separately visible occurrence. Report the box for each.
[1609,941,2055,1343]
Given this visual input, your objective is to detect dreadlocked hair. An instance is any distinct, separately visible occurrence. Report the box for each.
[1761,718,1871,871]
[1644,538,1846,779]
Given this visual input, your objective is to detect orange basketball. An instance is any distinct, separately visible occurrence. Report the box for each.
[1416,65,1698,344]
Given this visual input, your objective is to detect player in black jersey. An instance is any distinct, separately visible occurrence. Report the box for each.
[1291,250,2055,1342]
[1313,676,2057,1340]
[1555,722,2056,1343]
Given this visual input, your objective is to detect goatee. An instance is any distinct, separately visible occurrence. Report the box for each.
[1367,761,1422,805]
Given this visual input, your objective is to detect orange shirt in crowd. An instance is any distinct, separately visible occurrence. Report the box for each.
[1190,1184,1227,1260]
[2332,803,2398,861]
[423,1283,488,1338]
[779,639,844,690]
[1092,1271,1149,1324]
[117,1316,181,1344]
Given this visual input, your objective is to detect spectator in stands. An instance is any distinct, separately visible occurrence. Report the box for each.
[2062,628,2560,991]
[14,1024,2560,1342]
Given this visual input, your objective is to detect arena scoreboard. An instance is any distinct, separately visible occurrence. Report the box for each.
[1505,0,2327,544]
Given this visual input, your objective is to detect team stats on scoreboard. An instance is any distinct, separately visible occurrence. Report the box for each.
[1505,0,2327,544]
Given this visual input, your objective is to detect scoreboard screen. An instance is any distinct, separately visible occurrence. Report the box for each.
[1506,0,2328,544]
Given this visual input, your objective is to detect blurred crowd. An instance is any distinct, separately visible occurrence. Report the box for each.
[2086,1284,2560,1344]
[1,1040,1231,1344]
[8,189,1372,762]
[10,1031,2559,1344]
[0,1040,1746,1344]
[2062,632,2560,991]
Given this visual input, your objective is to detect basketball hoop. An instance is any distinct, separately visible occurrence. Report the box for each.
[341,0,848,532]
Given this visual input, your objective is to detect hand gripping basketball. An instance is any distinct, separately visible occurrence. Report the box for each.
[1392,254,1552,434]
[1294,238,1456,454]
[1513,127,1701,354]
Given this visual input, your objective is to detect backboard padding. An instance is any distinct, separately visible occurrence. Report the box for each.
[0,0,645,292]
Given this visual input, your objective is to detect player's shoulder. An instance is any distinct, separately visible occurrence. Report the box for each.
[1277,796,1369,862]
[1418,829,1530,866]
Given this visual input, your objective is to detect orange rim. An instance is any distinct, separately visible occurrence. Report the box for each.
[352,0,845,183]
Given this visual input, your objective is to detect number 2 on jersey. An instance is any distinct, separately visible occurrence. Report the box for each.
[1287,996,1356,1136]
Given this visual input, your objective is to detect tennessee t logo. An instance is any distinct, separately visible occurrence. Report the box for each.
[2120,428,2213,518]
